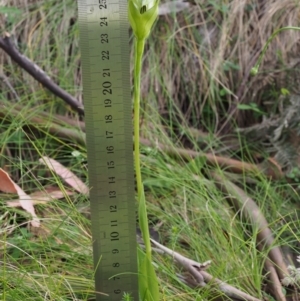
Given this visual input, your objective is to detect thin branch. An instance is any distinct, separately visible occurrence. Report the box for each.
[0,104,86,145]
[140,137,282,179]
[0,72,21,102]
[150,238,262,301]
[0,33,84,115]
[264,258,287,301]
[151,238,209,286]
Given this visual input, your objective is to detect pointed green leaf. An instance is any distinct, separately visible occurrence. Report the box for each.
[138,188,160,301]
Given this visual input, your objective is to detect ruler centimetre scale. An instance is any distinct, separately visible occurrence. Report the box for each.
[77,0,138,300]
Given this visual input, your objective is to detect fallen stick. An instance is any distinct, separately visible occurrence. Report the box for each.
[150,238,262,301]
[264,258,287,301]
[0,33,84,115]
[140,137,282,179]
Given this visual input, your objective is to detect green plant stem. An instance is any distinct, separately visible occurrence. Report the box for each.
[254,26,300,72]
[134,38,145,201]
[133,33,159,300]
[134,38,153,255]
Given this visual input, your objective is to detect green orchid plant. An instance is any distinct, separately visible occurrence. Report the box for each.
[128,0,160,300]
[251,26,300,75]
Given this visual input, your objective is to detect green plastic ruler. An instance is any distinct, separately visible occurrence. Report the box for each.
[77,0,138,300]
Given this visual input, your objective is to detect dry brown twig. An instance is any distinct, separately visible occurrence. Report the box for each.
[140,137,283,180]
[150,238,262,301]
[264,258,287,301]
[0,33,84,115]
[0,103,85,145]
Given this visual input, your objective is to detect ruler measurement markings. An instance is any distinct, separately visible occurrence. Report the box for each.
[92,157,126,164]
[96,191,129,198]
[95,132,124,139]
[77,0,138,300]
[97,194,131,200]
